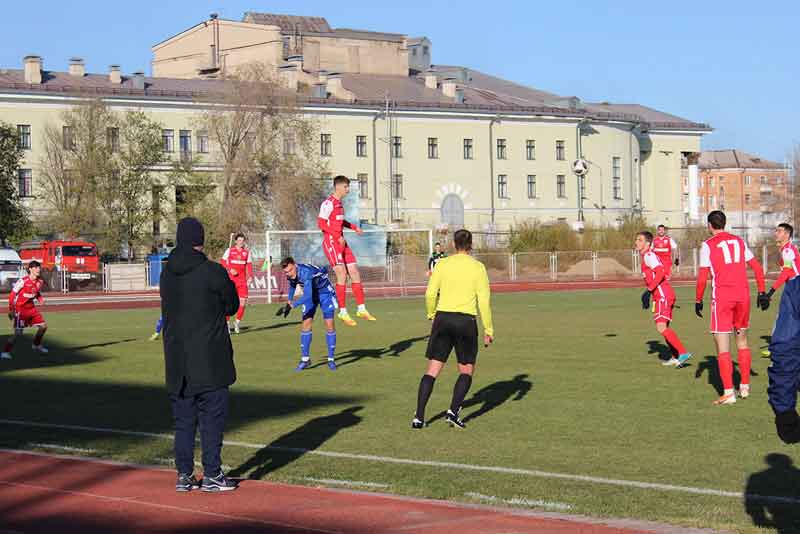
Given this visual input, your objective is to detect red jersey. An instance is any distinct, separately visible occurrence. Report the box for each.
[652,235,677,264]
[318,195,356,238]
[641,249,675,301]
[9,275,44,312]
[221,246,252,284]
[772,241,800,291]
[698,232,762,301]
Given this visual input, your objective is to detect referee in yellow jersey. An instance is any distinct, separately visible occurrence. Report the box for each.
[413,229,494,429]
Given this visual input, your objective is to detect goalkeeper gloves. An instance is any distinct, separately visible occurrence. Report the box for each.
[641,290,651,310]
[775,409,800,444]
[758,289,775,311]
[275,303,292,318]
[695,301,703,318]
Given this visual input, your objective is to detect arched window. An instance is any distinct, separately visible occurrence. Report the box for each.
[441,194,464,227]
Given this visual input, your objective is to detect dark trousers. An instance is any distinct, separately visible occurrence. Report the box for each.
[769,277,800,414]
[169,386,229,477]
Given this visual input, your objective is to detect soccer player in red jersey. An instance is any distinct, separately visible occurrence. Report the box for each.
[2,260,48,359]
[695,210,767,405]
[758,223,798,358]
[318,175,375,326]
[635,231,692,368]
[652,225,679,278]
[221,233,253,334]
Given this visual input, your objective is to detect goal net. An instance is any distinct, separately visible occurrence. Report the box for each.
[259,228,432,303]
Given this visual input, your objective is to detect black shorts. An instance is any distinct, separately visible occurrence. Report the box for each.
[425,311,479,365]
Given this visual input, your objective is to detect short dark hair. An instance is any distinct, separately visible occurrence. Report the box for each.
[434,242,441,247]
[234,232,246,240]
[453,229,472,251]
[333,175,350,187]
[707,210,726,230]
[27,260,41,270]
[280,257,295,268]
[638,231,654,243]
[657,224,666,230]
[778,223,794,238]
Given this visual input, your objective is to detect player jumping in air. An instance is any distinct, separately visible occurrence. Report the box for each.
[221,233,253,334]
[635,231,692,367]
[2,260,48,359]
[318,175,375,326]
[695,210,767,405]
[276,257,338,371]
[653,224,679,279]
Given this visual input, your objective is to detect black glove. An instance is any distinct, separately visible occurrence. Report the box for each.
[275,303,291,318]
[695,301,703,318]
[641,290,651,310]
[758,290,773,311]
[775,410,800,444]
[674,258,680,267]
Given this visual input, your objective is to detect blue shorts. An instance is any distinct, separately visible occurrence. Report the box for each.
[301,291,337,320]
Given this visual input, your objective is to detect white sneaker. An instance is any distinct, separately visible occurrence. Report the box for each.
[234,320,240,334]
[739,385,750,399]
[713,392,737,405]
[0,352,11,360]
[227,321,232,334]
[661,358,679,366]
[32,345,48,354]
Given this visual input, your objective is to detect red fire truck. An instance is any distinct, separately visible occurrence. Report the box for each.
[18,240,100,290]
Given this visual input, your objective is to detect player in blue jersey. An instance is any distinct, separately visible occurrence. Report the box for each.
[149,316,163,341]
[276,257,338,371]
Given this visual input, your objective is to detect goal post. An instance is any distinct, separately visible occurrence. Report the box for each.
[264,228,432,304]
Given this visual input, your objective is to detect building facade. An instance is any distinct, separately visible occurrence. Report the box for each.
[1,12,711,239]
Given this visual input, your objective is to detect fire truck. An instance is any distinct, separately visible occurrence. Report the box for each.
[18,240,100,290]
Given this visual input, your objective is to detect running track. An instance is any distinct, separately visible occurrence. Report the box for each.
[0,450,710,534]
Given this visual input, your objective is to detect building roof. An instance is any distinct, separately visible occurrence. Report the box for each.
[583,103,696,127]
[699,150,784,170]
[242,12,332,33]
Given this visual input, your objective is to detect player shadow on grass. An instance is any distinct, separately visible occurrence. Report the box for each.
[0,337,107,374]
[427,374,533,425]
[310,335,429,369]
[646,340,676,363]
[694,356,760,395]
[66,338,138,351]
[744,453,800,533]
[236,321,301,335]
[228,406,363,480]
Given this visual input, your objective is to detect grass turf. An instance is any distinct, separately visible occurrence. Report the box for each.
[0,286,796,533]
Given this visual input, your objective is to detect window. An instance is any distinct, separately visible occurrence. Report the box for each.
[391,136,402,158]
[497,175,508,199]
[320,133,332,156]
[197,131,209,153]
[106,127,119,152]
[699,177,704,187]
[17,125,31,150]
[357,173,369,199]
[412,47,417,57]
[527,175,537,199]
[709,195,715,208]
[391,173,403,199]
[63,125,75,150]
[760,175,767,184]
[719,176,724,182]
[283,134,296,155]
[526,139,536,160]
[556,174,566,198]
[162,129,174,153]
[427,137,438,159]
[179,130,192,160]
[556,140,565,161]
[720,185,725,198]
[356,135,367,157]
[423,45,429,55]
[709,177,714,188]
[612,156,622,199]
[745,175,751,185]
[463,138,473,159]
[496,138,507,160]
[18,169,32,198]
[745,193,751,204]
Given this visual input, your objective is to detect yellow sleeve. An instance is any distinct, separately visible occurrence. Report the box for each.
[425,264,442,319]
[476,263,493,337]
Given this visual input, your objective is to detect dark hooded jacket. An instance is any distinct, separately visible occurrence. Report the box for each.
[161,246,239,396]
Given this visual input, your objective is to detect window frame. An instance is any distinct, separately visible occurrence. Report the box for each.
[427,137,439,159]
[391,136,402,158]
[556,174,567,198]
[527,174,537,199]
[320,133,332,157]
[17,124,31,150]
[463,138,473,160]
[496,138,507,160]
[355,135,367,158]
[162,129,174,153]
[497,174,508,199]
[525,139,536,160]
[17,168,33,198]
[357,173,369,199]
[556,140,566,161]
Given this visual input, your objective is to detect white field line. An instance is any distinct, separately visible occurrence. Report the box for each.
[29,442,96,454]
[301,477,390,489]
[1,417,795,505]
[465,492,572,511]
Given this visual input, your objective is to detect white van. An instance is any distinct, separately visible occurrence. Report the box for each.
[0,248,23,291]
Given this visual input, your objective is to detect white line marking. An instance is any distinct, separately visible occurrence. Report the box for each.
[465,492,572,511]
[1,418,794,504]
[0,479,338,534]
[29,442,96,454]
[301,477,389,489]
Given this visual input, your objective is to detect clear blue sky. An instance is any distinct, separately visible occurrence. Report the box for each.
[3,0,797,163]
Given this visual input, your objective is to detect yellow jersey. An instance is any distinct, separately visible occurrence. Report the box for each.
[425,253,493,337]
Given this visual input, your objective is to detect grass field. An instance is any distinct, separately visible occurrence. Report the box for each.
[0,286,796,533]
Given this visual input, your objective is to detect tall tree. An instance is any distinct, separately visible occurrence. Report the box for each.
[0,122,33,246]
[194,61,327,249]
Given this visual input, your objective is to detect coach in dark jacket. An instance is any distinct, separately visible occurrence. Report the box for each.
[161,217,240,492]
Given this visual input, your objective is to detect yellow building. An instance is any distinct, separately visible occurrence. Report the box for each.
[1,12,711,235]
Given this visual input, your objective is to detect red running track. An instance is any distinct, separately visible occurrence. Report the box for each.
[0,449,680,534]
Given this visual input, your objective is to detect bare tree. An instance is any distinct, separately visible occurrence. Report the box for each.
[194,62,327,247]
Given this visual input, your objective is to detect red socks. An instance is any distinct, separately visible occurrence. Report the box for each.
[236,304,246,321]
[352,282,365,306]
[661,328,686,355]
[717,352,734,390]
[738,348,752,386]
[336,284,347,309]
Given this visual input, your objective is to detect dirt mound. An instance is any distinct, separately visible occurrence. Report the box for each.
[565,257,632,276]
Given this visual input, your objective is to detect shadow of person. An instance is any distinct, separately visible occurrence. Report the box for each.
[387,335,429,357]
[323,335,428,369]
[745,453,800,533]
[428,374,533,424]
[695,356,723,395]
[229,406,363,480]
[646,340,674,362]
